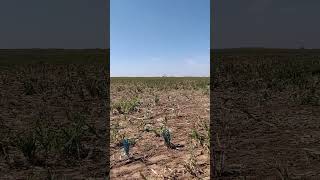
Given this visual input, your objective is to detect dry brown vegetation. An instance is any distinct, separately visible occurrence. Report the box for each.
[110,77,210,179]
[211,49,320,179]
[0,49,109,179]
[3,48,320,179]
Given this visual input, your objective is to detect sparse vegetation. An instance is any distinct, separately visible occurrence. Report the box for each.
[16,132,38,164]
[110,77,210,179]
[0,49,108,179]
[211,49,320,178]
[113,97,140,114]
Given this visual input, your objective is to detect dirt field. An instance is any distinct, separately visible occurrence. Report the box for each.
[2,48,320,179]
[0,49,109,179]
[110,77,210,179]
[211,49,320,179]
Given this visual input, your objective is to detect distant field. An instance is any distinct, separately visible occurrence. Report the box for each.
[213,48,320,56]
[0,49,107,66]
[111,77,209,90]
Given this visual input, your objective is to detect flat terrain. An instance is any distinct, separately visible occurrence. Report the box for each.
[0,49,109,179]
[211,49,320,179]
[2,48,319,179]
[110,77,210,179]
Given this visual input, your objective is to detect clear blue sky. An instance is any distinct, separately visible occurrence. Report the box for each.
[111,0,210,77]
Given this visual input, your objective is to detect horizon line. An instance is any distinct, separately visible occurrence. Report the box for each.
[110,76,210,78]
[0,48,110,50]
[212,47,320,50]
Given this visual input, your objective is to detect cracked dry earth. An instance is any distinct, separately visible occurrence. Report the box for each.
[110,81,210,179]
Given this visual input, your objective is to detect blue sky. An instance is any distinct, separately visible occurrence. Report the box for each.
[111,0,209,77]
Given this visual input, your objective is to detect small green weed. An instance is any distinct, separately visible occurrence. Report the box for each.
[16,132,38,163]
[23,80,36,95]
[113,98,140,114]
[34,120,58,160]
[154,95,160,105]
[61,112,95,159]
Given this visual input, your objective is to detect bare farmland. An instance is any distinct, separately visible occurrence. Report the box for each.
[211,49,320,179]
[0,49,109,179]
[110,77,210,179]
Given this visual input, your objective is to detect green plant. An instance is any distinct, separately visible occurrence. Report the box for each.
[190,120,210,151]
[190,129,206,147]
[184,143,202,177]
[34,120,57,160]
[26,174,38,180]
[61,126,84,159]
[61,112,94,159]
[23,80,36,95]
[154,95,160,105]
[110,123,120,143]
[113,98,140,114]
[46,169,58,180]
[85,78,102,97]
[122,138,130,158]
[16,132,38,163]
[212,134,225,177]
[274,161,291,180]
[299,89,319,105]
[161,127,174,148]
